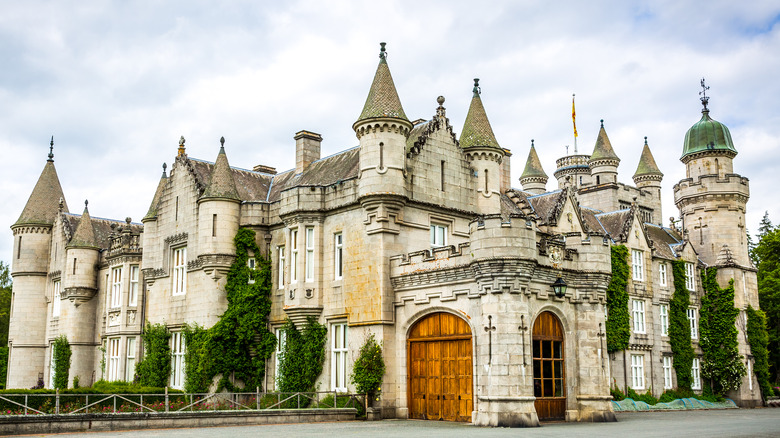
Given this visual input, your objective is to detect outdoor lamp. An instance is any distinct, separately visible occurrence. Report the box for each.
[551,276,567,298]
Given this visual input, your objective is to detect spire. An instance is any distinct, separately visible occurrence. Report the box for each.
[633,137,663,178]
[521,140,548,179]
[459,78,501,149]
[14,140,69,226]
[67,200,98,249]
[589,120,620,162]
[201,137,240,201]
[355,42,408,124]
[142,163,168,222]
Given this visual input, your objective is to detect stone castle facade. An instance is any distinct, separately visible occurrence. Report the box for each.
[7,44,762,426]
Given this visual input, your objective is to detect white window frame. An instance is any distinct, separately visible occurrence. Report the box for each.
[278,245,286,289]
[247,257,256,285]
[334,233,343,280]
[52,280,61,318]
[107,337,121,382]
[290,230,298,284]
[748,359,753,391]
[275,328,286,390]
[126,337,136,382]
[430,224,447,247]
[173,247,187,296]
[632,299,646,334]
[659,263,667,287]
[662,356,673,389]
[691,357,701,390]
[631,354,645,390]
[170,332,185,389]
[659,304,669,336]
[129,265,139,307]
[331,323,348,392]
[688,307,698,339]
[49,343,56,388]
[110,266,123,308]
[685,262,695,291]
[632,249,644,282]
[305,227,315,282]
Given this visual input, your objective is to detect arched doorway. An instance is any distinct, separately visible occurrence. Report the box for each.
[532,311,565,420]
[407,312,473,422]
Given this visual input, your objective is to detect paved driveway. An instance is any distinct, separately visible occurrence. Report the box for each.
[17,409,780,437]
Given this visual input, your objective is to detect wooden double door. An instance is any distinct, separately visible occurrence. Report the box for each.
[408,312,473,422]
[533,311,566,420]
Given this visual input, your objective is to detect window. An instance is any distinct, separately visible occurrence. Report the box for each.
[49,343,55,388]
[631,354,645,390]
[430,224,447,247]
[334,233,343,280]
[687,308,698,339]
[305,227,314,282]
[73,257,77,275]
[632,299,646,334]
[129,265,139,307]
[663,356,673,389]
[275,328,286,390]
[247,257,256,284]
[632,250,644,281]
[659,304,669,336]
[170,332,185,389]
[291,230,298,283]
[173,247,187,295]
[440,160,445,191]
[17,236,21,259]
[52,280,61,318]
[212,214,217,237]
[331,323,348,392]
[685,262,695,291]
[748,359,753,391]
[278,246,286,288]
[691,358,701,390]
[111,267,122,308]
[659,263,667,287]
[126,337,137,382]
[107,337,121,382]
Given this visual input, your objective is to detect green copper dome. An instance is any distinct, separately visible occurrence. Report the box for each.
[682,110,736,160]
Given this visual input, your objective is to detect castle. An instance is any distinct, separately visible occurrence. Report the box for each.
[7,43,761,426]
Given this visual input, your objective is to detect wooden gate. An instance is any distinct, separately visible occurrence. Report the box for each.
[532,311,566,420]
[408,312,473,422]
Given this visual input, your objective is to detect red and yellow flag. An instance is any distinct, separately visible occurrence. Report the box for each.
[572,94,578,138]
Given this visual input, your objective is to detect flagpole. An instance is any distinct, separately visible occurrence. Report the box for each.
[572,93,578,154]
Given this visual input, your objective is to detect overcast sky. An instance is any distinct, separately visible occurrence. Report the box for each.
[2,1,779,262]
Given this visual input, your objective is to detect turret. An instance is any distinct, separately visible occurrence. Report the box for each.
[519,140,548,194]
[354,42,412,199]
[141,162,168,271]
[588,119,620,186]
[632,137,663,222]
[460,78,504,214]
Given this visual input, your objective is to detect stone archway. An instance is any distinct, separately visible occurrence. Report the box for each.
[532,311,566,420]
[407,312,473,422]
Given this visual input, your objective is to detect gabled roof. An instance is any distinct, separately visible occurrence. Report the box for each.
[644,223,682,260]
[62,213,143,250]
[356,43,408,123]
[580,207,607,235]
[201,142,240,201]
[459,79,501,150]
[66,202,99,249]
[520,142,548,179]
[634,138,663,178]
[595,209,632,242]
[15,159,69,226]
[589,121,620,162]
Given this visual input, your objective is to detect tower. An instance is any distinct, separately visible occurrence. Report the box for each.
[588,119,620,186]
[7,139,68,388]
[632,137,664,223]
[519,140,548,194]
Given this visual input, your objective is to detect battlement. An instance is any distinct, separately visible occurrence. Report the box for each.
[673,173,750,198]
[390,242,470,273]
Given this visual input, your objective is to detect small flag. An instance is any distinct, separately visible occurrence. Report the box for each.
[572,94,578,138]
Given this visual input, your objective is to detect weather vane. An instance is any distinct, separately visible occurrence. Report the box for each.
[473,78,481,96]
[379,42,387,60]
[699,77,710,111]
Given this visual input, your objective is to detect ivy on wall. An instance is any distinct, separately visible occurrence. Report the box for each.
[135,322,172,388]
[277,316,327,393]
[52,335,72,390]
[669,260,694,391]
[699,268,745,394]
[746,305,774,399]
[606,245,630,353]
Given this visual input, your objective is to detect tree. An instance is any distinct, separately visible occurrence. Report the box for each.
[52,335,72,389]
[351,333,385,402]
[0,261,11,388]
[758,211,774,239]
[753,226,780,382]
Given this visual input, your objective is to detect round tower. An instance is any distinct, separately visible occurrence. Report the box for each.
[520,139,548,194]
[588,119,620,186]
[354,42,413,199]
[633,137,664,223]
[197,137,241,258]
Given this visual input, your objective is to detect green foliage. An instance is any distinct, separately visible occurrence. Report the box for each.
[350,333,385,398]
[746,306,774,399]
[606,245,630,353]
[626,387,658,405]
[52,335,72,390]
[72,375,80,389]
[135,322,171,388]
[699,268,745,394]
[669,260,694,391]
[181,228,276,392]
[277,317,327,393]
[610,384,625,401]
[0,261,11,388]
[753,224,780,382]
[0,348,6,389]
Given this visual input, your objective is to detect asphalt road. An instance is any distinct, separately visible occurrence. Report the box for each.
[14,409,780,437]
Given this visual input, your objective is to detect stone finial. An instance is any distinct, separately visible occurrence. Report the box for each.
[600,119,604,128]
[220,136,225,148]
[84,199,89,208]
[644,136,648,145]
[379,42,387,59]
[436,96,446,118]
[125,217,132,224]
[162,162,167,177]
[716,243,735,265]
[48,136,54,162]
[58,197,64,212]
[178,136,186,157]
[472,78,481,97]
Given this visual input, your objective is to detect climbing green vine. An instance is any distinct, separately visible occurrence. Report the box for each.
[699,268,745,394]
[606,245,630,353]
[746,306,773,399]
[52,335,72,390]
[669,260,694,391]
[135,322,172,388]
[277,316,327,393]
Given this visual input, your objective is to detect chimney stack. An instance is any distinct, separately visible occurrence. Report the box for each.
[294,130,322,174]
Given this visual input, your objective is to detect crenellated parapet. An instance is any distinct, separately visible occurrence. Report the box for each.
[353,119,412,140]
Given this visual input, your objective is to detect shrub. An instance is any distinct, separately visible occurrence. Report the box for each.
[135,323,171,388]
[52,335,71,390]
[350,333,385,401]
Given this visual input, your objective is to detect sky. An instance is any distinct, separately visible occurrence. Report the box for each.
[2,0,779,262]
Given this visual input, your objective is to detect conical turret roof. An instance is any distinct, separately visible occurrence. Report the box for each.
[201,138,240,201]
[459,79,501,150]
[143,163,168,221]
[589,121,620,162]
[521,141,548,179]
[356,43,408,123]
[67,201,99,249]
[14,140,69,227]
[634,137,663,178]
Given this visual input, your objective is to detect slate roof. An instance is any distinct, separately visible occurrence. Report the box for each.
[67,204,99,249]
[525,190,564,225]
[520,143,548,179]
[645,223,682,260]
[62,213,142,250]
[356,52,408,123]
[201,145,240,201]
[459,83,501,150]
[15,160,69,226]
[580,207,607,235]
[589,123,620,162]
[634,139,663,178]
[143,166,168,221]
